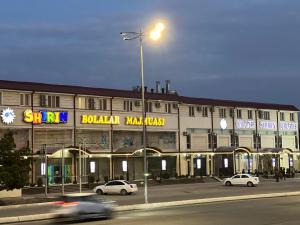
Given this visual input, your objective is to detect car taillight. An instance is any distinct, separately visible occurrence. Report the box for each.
[50,201,79,206]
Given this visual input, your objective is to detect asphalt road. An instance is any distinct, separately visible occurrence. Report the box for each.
[9,195,300,225]
[1,178,300,218]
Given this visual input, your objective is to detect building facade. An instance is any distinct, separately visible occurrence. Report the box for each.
[0,80,299,184]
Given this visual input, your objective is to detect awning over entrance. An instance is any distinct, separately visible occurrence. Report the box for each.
[215,146,253,154]
[259,148,293,154]
[114,146,162,155]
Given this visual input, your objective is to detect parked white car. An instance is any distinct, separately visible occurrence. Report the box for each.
[94,180,138,195]
[223,174,259,187]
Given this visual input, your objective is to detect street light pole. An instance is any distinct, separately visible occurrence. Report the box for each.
[139,30,148,204]
[120,22,165,204]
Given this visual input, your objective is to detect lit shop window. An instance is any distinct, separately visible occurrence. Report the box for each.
[161,160,167,171]
[196,159,201,169]
[224,158,228,168]
[90,161,96,173]
[272,158,276,167]
[289,158,293,167]
[41,162,46,176]
[122,161,128,172]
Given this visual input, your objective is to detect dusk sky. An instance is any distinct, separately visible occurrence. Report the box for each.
[0,0,299,109]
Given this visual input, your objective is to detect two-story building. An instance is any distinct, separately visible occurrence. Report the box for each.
[0,80,298,184]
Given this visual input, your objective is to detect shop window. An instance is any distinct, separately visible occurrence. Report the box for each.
[122,161,128,172]
[20,93,30,106]
[124,100,133,111]
[99,99,107,110]
[90,161,96,173]
[280,112,285,121]
[165,103,171,113]
[202,107,208,117]
[41,162,46,176]
[196,159,201,169]
[290,113,295,122]
[146,102,152,113]
[189,106,195,117]
[161,160,167,171]
[248,110,253,119]
[219,108,226,118]
[236,109,242,119]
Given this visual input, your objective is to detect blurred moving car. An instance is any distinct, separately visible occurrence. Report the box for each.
[52,193,115,222]
[223,174,259,187]
[93,180,138,195]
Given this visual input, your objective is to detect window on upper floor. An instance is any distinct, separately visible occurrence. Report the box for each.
[165,103,171,113]
[202,107,208,117]
[295,136,298,149]
[78,97,86,109]
[0,92,2,105]
[145,102,152,113]
[124,100,133,111]
[229,109,234,118]
[40,94,60,108]
[259,111,270,120]
[290,113,295,122]
[20,93,31,106]
[219,108,226,118]
[264,111,270,120]
[99,99,108,110]
[280,112,285,121]
[189,106,195,117]
[87,97,95,110]
[236,109,242,119]
[248,110,253,119]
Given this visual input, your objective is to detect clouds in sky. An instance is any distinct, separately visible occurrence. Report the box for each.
[0,0,299,107]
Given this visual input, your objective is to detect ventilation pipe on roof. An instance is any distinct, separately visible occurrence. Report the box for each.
[166,80,170,94]
[155,81,161,93]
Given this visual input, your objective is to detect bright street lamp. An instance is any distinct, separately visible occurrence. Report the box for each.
[120,22,165,204]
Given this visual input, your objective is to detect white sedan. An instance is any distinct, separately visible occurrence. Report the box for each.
[93,180,138,195]
[223,174,259,187]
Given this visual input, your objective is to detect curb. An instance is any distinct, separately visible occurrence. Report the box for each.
[1,191,300,224]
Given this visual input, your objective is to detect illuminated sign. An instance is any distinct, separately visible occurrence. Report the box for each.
[1,108,15,125]
[24,109,68,124]
[125,116,165,126]
[259,121,276,130]
[220,119,227,130]
[279,122,297,131]
[236,119,255,129]
[81,115,120,125]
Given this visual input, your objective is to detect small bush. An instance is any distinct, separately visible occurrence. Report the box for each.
[37,178,43,187]
[120,175,124,180]
[104,176,109,183]
[161,172,170,179]
[88,174,95,184]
